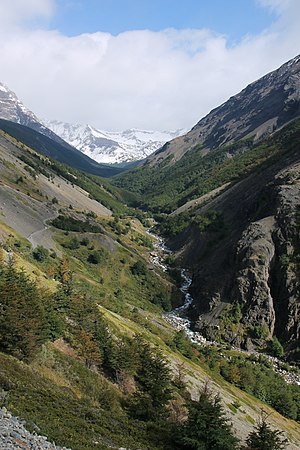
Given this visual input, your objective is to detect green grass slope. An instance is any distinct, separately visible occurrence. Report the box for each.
[113,118,300,213]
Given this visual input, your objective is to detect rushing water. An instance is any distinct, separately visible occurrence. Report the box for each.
[147,228,300,384]
[147,229,208,345]
[163,268,209,346]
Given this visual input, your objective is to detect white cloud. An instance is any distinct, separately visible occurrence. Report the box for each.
[256,0,293,14]
[0,0,54,29]
[0,0,300,131]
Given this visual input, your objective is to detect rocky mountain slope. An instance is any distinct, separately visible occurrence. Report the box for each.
[44,120,184,165]
[0,82,71,146]
[147,54,300,166]
[113,53,300,213]
[170,118,300,362]
[0,129,113,253]
[0,84,124,177]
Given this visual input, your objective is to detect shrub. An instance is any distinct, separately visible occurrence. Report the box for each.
[267,337,284,358]
[33,245,49,262]
[131,260,147,276]
[246,413,288,450]
[87,250,105,264]
[64,237,80,250]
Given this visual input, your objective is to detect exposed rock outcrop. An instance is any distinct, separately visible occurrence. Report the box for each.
[148,54,300,166]
[233,216,277,338]
[174,129,300,360]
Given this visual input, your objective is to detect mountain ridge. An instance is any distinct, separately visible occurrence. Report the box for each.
[112,53,300,361]
[146,53,300,166]
[0,119,124,177]
[0,83,125,176]
[113,53,300,212]
[0,82,73,147]
[44,119,185,164]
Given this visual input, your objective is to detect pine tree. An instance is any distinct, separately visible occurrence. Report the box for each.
[136,343,172,410]
[246,412,288,450]
[127,340,173,421]
[0,265,48,360]
[181,384,239,450]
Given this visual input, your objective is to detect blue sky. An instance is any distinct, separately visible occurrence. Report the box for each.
[52,0,277,42]
[0,0,299,131]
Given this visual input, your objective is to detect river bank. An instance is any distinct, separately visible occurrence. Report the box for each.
[147,228,300,386]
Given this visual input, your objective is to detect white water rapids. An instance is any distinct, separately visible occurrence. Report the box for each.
[147,229,300,384]
[147,229,209,346]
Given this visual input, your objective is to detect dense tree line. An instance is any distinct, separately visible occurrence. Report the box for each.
[218,356,300,421]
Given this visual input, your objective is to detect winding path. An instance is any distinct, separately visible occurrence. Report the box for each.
[27,212,60,255]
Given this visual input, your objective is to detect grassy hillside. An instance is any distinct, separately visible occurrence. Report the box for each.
[113,118,300,213]
[1,122,300,449]
[1,224,300,449]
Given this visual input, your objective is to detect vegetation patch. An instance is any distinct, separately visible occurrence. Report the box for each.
[51,214,102,233]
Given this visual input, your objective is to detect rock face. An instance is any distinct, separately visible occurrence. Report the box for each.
[148,54,300,165]
[0,83,39,128]
[233,217,277,338]
[0,83,68,147]
[174,127,300,360]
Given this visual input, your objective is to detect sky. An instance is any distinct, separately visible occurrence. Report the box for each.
[0,0,299,131]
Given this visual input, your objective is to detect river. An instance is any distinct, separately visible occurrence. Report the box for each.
[147,228,300,385]
[147,228,209,346]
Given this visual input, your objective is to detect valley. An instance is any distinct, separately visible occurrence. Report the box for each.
[0,54,300,450]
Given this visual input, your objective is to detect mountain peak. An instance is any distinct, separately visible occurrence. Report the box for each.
[0,83,8,93]
[44,119,185,164]
[147,53,300,166]
[0,82,41,126]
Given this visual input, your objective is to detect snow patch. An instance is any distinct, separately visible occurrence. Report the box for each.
[44,119,186,164]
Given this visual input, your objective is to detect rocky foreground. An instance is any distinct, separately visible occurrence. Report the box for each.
[0,407,70,450]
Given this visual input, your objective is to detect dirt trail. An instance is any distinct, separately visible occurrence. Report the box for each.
[27,213,60,254]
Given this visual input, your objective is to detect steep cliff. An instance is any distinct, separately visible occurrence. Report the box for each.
[173,121,300,361]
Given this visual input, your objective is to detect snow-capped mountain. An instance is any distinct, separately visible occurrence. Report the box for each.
[44,120,185,164]
[0,82,125,176]
[0,83,39,126]
[0,81,185,165]
[0,82,71,147]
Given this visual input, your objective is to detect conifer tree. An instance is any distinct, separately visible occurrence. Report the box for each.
[127,340,173,421]
[136,343,172,410]
[76,329,102,369]
[181,384,239,450]
[0,264,48,360]
[246,412,288,450]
